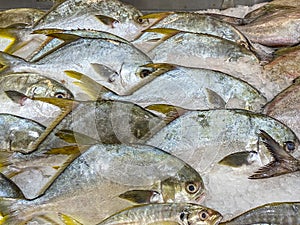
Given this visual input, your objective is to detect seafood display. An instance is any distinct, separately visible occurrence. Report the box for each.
[0,0,299,224]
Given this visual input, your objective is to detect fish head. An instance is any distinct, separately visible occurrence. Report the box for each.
[116,62,175,95]
[180,204,223,225]
[26,77,74,99]
[93,1,150,41]
[161,164,205,204]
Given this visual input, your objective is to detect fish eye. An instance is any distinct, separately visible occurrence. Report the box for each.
[179,212,186,221]
[198,210,209,221]
[136,16,148,24]
[54,92,66,99]
[283,141,296,152]
[139,69,152,78]
[185,182,199,194]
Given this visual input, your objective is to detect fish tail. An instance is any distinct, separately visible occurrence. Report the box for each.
[0,51,27,73]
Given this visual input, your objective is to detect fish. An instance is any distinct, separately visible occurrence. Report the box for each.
[6,91,173,153]
[69,63,267,112]
[263,45,300,85]
[142,28,265,89]
[236,7,300,47]
[133,12,250,53]
[249,129,300,179]
[220,202,300,225]
[29,29,130,62]
[263,77,300,140]
[145,108,300,220]
[0,113,48,153]
[0,143,205,224]
[0,8,45,28]
[98,203,222,225]
[0,35,160,97]
[32,0,150,41]
[145,108,299,175]
[0,72,73,126]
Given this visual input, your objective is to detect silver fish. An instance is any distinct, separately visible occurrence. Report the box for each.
[0,143,205,225]
[0,36,159,97]
[33,0,150,41]
[221,202,300,225]
[69,63,267,112]
[133,12,250,53]
[98,203,222,225]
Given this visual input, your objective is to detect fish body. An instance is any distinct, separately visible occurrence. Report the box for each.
[0,144,205,225]
[263,77,300,141]
[0,72,73,125]
[98,203,222,225]
[0,8,45,28]
[146,108,299,174]
[237,7,300,47]
[33,0,149,41]
[221,202,300,225]
[29,29,129,62]
[133,12,250,53]
[0,113,46,153]
[145,109,300,220]
[43,99,168,145]
[263,46,300,83]
[0,36,155,97]
[82,63,267,112]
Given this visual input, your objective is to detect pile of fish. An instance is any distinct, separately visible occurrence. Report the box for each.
[0,0,299,224]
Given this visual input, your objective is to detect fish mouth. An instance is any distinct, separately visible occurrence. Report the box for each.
[194,192,206,203]
[213,214,223,225]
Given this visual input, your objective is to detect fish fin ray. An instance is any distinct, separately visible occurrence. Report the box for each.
[145,104,187,124]
[205,88,226,109]
[248,160,287,179]
[55,129,98,145]
[95,15,119,27]
[119,190,159,204]
[64,70,112,100]
[59,213,83,225]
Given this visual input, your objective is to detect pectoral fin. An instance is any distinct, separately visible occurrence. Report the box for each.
[55,129,98,145]
[64,70,112,100]
[146,104,187,123]
[218,151,259,167]
[95,15,119,27]
[205,88,226,109]
[142,28,181,42]
[59,213,83,225]
[119,190,160,204]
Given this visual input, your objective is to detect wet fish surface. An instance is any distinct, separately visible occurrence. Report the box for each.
[74,63,267,112]
[98,203,222,225]
[220,202,300,225]
[0,36,157,97]
[0,143,205,225]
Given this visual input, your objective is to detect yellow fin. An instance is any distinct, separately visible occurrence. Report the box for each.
[59,213,83,225]
[146,104,187,124]
[95,15,119,26]
[45,33,81,42]
[119,190,159,204]
[31,28,64,35]
[143,28,181,41]
[55,129,99,145]
[65,70,111,100]
[46,145,82,155]
[139,12,173,20]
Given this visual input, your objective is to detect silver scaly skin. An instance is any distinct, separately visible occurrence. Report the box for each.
[0,144,205,225]
[98,203,222,225]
